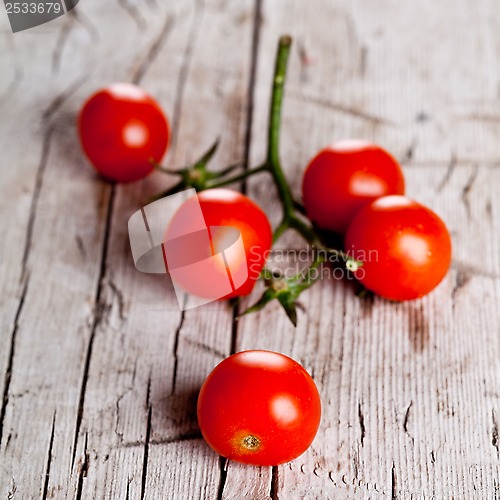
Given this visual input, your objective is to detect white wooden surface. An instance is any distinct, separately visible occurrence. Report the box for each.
[0,0,499,498]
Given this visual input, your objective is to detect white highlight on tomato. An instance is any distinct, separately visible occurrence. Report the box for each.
[330,139,372,152]
[373,195,414,210]
[123,120,149,148]
[397,233,430,266]
[238,351,288,369]
[348,171,388,197]
[108,82,147,100]
[197,188,241,203]
[270,394,299,427]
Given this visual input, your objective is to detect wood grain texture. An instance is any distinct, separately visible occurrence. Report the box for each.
[234,0,500,498]
[0,0,499,498]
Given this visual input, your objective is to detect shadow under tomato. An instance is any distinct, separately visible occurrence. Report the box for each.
[152,383,202,442]
[406,302,430,352]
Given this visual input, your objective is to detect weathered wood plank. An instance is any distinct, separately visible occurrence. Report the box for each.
[0,7,114,499]
[1,0,500,498]
[225,0,500,498]
[70,1,258,499]
[0,0,232,497]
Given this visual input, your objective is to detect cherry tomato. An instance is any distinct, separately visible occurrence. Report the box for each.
[78,83,169,183]
[302,140,405,234]
[164,189,272,299]
[197,350,321,466]
[345,195,452,300]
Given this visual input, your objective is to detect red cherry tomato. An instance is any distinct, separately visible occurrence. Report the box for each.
[78,83,169,183]
[302,140,405,234]
[165,189,272,299]
[345,195,452,300]
[197,350,321,466]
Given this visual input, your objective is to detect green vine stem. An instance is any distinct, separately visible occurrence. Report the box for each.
[266,35,296,224]
[206,164,268,189]
[262,36,361,270]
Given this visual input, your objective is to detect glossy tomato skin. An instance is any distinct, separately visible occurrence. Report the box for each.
[197,189,272,298]
[165,189,272,299]
[345,195,452,300]
[78,83,169,183]
[302,140,405,234]
[197,350,321,466]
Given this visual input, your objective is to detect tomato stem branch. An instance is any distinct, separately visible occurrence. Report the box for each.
[206,164,269,189]
[264,37,361,270]
[267,35,296,236]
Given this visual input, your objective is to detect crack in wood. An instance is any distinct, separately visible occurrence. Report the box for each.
[130,359,138,386]
[119,429,202,449]
[229,301,240,355]
[408,304,429,353]
[169,1,204,156]
[75,235,87,260]
[359,46,368,77]
[270,465,279,500]
[108,278,126,322]
[125,479,131,500]
[140,405,152,500]
[216,456,228,500]
[117,0,147,31]
[72,7,99,43]
[492,410,499,456]
[52,12,76,74]
[460,113,500,123]
[239,0,263,194]
[403,401,414,444]
[461,166,479,219]
[352,451,359,479]
[0,276,30,447]
[0,65,23,111]
[75,433,89,500]
[41,411,56,500]
[340,8,361,74]
[486,199,493,222]
[71,186,116,468]
[451,265,473,305]
[401,137,417,164]
[42,72,90,123]
[297,39,313,83]
[0,34,23,111]
[145,371,152,410]
[358,402,365,446]
[391,462,397,500]
[171,310,186,395]
[114,387,133,441]
[6,479,17,500]
[288,91,393,126]
[131,13,176,84]
[436,153,457,193]
[312,462,322,478]
[20,125,54,283]
[184,336,227,359]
